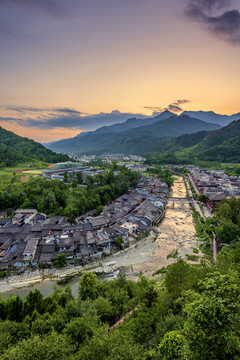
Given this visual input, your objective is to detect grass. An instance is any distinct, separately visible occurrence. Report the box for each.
[0,162,47,190]
[186,254,199,262]
[152,267,167,276]
[200,243,213,257]
[192,247,199,254]
[18,170,44,175]
[167,249,179,259]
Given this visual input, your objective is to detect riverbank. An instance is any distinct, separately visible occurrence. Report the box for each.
[0,176,202,296]
[0,234,157,295]
[120,176,203,279]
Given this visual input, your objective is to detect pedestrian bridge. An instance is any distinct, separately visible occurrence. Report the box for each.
[168,197,192,201]
[167,197,192,207]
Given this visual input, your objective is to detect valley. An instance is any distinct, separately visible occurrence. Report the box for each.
[0,176,200,295]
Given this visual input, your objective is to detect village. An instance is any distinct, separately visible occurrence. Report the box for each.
[0,175,169,271]
[188,166,240,212]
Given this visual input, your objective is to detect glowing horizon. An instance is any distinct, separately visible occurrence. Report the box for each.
[1,0,240,142]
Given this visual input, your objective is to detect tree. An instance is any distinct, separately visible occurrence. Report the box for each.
[55,253,67,268]
[183,272,240,360]
[5,295,23,322]
[77,196,87,215]
[165,260,191,299]
[78,273,99,301]
[64,313,98,347]
[1,332,73,360]
[216,219,239,244]
[215,202,232,220]
[64,205,77,224]
[23,289,44,317]
[63,171,69,183]
[116,236,123,250]
[198,193,206,203]
[93,296,114,323]
[0,320,29,355]
[158,331,189,360]
[76,172,83,184]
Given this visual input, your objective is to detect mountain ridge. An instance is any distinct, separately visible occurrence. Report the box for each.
[181,110,240,126]
[46,114,220,155]
[149,119,240,163]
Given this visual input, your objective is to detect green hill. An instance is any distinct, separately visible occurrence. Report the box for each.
[198,136,240,162]
[147,119,240,164]
[0,126,70,168]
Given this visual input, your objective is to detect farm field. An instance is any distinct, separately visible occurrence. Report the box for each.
[0,162,47,189]
[16,169,43,175]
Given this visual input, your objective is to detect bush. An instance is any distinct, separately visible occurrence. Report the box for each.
[0,271,6,278]
[186,254,199,262]
[55,254,67,268]
[167,249,178,259]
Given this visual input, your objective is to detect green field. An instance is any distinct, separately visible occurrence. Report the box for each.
[19,169,44,175]
[0,162,47,190]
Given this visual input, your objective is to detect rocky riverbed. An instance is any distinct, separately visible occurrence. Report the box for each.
[112,176,203,279]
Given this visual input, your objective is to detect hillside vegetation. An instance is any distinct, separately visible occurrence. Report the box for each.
[146,119,240,164]
[0,166,139,223]
[46,114,220,155]
[1,250,240,359]
[0,126,70,168]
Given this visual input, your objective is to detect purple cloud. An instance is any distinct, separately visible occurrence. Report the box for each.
[144,99,190,114]
[185,0,240,44]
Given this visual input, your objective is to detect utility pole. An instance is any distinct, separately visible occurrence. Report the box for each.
[212,231,217,264]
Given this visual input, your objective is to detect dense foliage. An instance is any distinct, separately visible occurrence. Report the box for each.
[193,197,240,246]
[0,126,70,168]
[1,255,240,359]
[146,167,174,188]
[0,167,140,222]
[145,119,240,165]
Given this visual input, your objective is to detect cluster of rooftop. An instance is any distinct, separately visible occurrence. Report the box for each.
[188,167,240,212]
[0,176,168,271]
[117,163,150,173]
[73,154,146,164]
[42,166,106,181]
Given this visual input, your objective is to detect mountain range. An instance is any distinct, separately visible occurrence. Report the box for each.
[182,111,240,126]
[150,119,240,164]
[45,111,222,155]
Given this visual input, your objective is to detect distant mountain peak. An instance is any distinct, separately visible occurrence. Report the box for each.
[162,110,174,114]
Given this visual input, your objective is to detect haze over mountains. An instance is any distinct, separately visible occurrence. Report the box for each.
[182,111,240,127]
[44,109,238,155]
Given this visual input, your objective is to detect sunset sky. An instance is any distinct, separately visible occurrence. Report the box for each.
[0,0,240,142]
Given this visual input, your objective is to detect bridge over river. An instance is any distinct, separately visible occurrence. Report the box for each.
[168,196,192,201]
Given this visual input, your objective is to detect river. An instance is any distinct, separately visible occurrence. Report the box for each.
[0,176,200,299]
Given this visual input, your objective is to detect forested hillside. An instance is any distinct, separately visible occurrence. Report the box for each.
[0,126,70,168]
[46,115,220,155]
[146,119,240,164]
[0,253,240,359]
